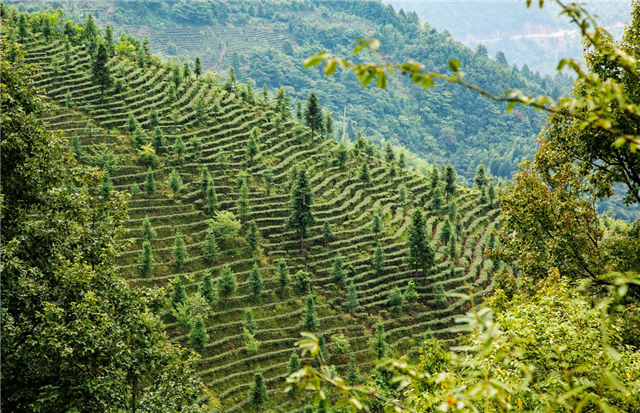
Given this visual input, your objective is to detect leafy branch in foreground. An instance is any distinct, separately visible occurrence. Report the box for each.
[304,0,639,150]
[287,274,640,412]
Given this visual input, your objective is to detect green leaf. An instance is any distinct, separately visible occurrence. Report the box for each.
[448,58,460,73]
[376,71,387,89]
[353,40,369,55]
[507,101,517,113]
[304,53,328,69]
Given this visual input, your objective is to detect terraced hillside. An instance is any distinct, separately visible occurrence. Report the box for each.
[16,23,505,412]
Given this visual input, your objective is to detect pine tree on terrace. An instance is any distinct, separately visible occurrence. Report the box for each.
[173,231,188,270]
[142,216,156,241]
[92,41,112,102]
[249,262,264,298]
[194,56,202,78]
[345,281,360,313]
[277,259,290,298]
[304,91,324,137]
[189,315,208,352]
[286,169,315,250]
[200,271,215,304]
[302,295,318,331]
[217,264,237,306]
[250,371,268,408]
[407,209,435,277]
[332,256,346,288]
[138,240,154,277]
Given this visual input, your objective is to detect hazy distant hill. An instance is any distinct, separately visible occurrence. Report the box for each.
[385,0,632,74]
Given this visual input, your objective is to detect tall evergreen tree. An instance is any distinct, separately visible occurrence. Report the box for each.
[203,231,218,263]
[277,259,290,298]
[373,318,387,359]
[347,356,360,384]
[142,216,156,241]
[398,152,406,172]
[138,240,154,277]
[440,218,452,244]
[288,352,301,375]
[324,111,334,140]
[359,162,371,189]
[173,136,186,161]
[18,13,27,41]
[217,264,237,306]
[206,185,218,215]
[173,231,188,270]
[407,209,435,276]
[345,281,360,313]
[194,56,202,78]
[286,169,315,249]
[302,295,319,331]
[152,128,164,154]
[189,315,209,352]
[387,287,404,311]
[371,212,383,238]
[171,276,187,308]
[249,262,264,298]
[168,168,182,197]
[250,371,268,408]
[335,143,348,169]
[145,168,156,196]
[246,130,259,166]
[200,271,215,304]
[385,142,395,162]
[247,220,259,251]
[444,164,457,199]
[474,162,487,188]
[304,91,324,137]
[70,135,83,159]
[322,222,334,247]
[275,86,291,118]
[332,256,346,287]
[92,41,112,102]
[98,171,113,200]
[405,280,419,306]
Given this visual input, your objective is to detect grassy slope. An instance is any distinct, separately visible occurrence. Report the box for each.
[23,29,502,412]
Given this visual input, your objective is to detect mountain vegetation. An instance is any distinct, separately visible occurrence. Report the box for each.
[1,6,507,411]
[8,0,572,182]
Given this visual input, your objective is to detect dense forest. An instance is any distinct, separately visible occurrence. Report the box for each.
[1,1,639,413]
[8,0,573,182]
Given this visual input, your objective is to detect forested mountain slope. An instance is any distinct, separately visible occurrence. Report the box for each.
[9,0,572,181]
[3,9,507,411]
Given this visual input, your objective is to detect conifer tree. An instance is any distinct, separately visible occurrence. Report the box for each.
[444,164,457,199]
[189,315,209,352]
[335,143,348,169]
[152,127,164,154]
[200,271,215,304]
[18,14,27,42]
[385,142,395,162]
[488,182,496,205]
[431,282,447,308]
[168,169,182,197]
[405,280,418,306]
[440,218,452,244]
[142,216,156,241]
[83,14,98,48]
[474,162,487,188]
[322,222,333,247]
[249,262,264,298]
[149,109,159,128]
[206,185,218,215]
[277,259,290,298]
[288,352,301,375]
[238,180,250,221]
[173,136,186,161]
[98,171,113,199]
[359,162,371,189]
[138,240,154,277]
[430,186,443,214]
[194,56,202,78]
[217,264,237,306]
[295,270,312,295]
[246,130,259,166]
[371,213,382,239]
[203,231,218,263]
[373,241,385,274]
[429,166,440,191]
[388,287,404,311]
[263,168,274,196]
[286,169,315,249]
[324,111,334,140]
[275,86,291,118]
[145,168,156,196]
[407,209,435,276]
[261,84,268,103]
[171,64,181,88]
[64,40,72,70]
[65,89,73,108]
[373,318,386,359]
[447,234,457,258]
[332,256,346,287]
[296,101,303,122]
[250,371,268,408]
[247,220,259,251]
[398,152,406,172]
[130,183,141,197]
[183,61,191,79]
[131,128,148,149]
[168,83,177,102]
[173,231,188,270]
[171,275,187,308]
[92,41,112,102]
[345,281,360,313]
[104,24,114,53]
[302,295,319,331]
[244,309,257,334]
[304,92,324,137]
